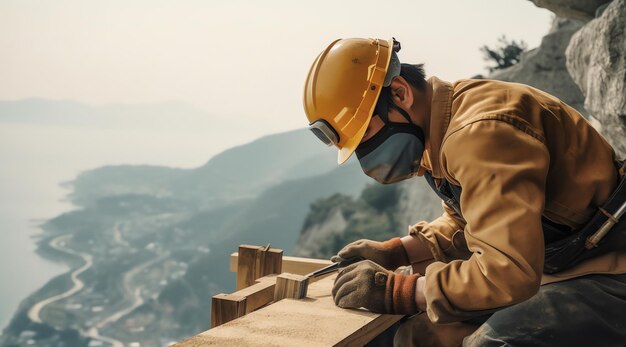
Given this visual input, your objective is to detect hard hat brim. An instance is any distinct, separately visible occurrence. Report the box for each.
[337,118,370,164]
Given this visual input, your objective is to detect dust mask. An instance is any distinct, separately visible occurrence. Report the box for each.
[355,95,425,184]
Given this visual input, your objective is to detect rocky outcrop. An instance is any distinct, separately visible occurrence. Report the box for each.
[394,179,441,231]
[529,0,612,21]
[292,208,348,258]
[490,17,587,116]
[566,0,626,158]
[293,179,441,259]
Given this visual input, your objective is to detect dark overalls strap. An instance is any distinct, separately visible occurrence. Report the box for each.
[544,160,626,273]
[423,171,463,218]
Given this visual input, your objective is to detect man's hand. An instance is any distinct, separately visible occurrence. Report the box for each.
[331,237,409,270]
[332,260,390,313]
[332,260,421,315]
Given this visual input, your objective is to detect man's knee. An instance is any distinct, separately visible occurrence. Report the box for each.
[464,277,626,347]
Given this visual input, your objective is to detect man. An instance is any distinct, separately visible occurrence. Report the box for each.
[302,37,626,346]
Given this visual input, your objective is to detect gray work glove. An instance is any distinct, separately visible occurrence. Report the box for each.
[331,237,410,270]
[332,260,420,314]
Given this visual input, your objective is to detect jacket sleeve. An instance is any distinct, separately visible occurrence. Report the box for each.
[409,200,470,262]
[423,120,549,323]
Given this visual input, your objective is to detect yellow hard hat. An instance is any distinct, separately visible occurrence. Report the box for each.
[303,38,401,164]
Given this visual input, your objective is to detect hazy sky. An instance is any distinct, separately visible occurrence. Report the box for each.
[1,0,553,137]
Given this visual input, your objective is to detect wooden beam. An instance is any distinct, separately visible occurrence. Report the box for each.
[237,275,277,313]
[236,245,283,290]
[210,275,278,328]
[211,271,332,329]
[231,252,332,276]
[178,275,403,346]
[210,294,246,328]
[274,273,309,300]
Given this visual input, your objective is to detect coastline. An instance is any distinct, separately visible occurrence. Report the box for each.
[0,227,71,331]
[1,233,80,332]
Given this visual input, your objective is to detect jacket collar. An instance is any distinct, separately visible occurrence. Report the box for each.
[422,76,454,179]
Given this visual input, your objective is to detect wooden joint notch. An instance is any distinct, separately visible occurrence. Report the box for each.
[274,273,309,301]
[211,275,277,328]
[236,245,283,290]
[231,252,332,276]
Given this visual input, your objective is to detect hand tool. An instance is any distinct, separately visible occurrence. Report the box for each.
[305,257,364,279]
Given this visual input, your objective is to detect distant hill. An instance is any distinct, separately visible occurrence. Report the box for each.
[67,128,342,209]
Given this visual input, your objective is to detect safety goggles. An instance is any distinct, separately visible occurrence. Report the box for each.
[309,119,339,146]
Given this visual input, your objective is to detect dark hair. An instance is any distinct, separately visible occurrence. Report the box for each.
[376,63,426,115]
[398,63,426,90]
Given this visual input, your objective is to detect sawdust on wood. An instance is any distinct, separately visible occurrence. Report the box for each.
[176,275,402,346]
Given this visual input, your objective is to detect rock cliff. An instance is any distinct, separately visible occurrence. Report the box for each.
[293,179,440,258]
[566,0,626,157]
[490,17,587,116]
[529,0,612,21]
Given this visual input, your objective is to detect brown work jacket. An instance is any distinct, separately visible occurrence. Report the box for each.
[410,77,626,323]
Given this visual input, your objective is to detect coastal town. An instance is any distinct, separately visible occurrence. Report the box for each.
[8,217,205,347]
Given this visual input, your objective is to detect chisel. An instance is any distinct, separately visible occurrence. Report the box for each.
[305,256,364,279]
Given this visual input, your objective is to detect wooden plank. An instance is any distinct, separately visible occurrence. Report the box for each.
[210,294,246,328]
[177,275,403,346]
[211,275,276,328]
[335,312,399,347]
[236,245,283,290]
[236,275,277,313]
[210,275,278,327]
[274,273,309,300]
[236,246,257,290]
[260,248,283,276]
[231,252,332,275]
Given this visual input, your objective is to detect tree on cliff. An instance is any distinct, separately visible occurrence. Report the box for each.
[481,36,527,72]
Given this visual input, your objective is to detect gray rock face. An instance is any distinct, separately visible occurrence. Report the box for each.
[394,179,441,231]
[566,0,626,158]
[292,179,440,258]
[529,0,612,21]
[490,17,588,116]
[292,208,347,258]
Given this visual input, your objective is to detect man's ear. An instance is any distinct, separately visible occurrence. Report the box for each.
[389,76,414,110]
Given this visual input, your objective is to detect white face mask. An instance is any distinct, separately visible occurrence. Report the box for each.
[355,122,425,184]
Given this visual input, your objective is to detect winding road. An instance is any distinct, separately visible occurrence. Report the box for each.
[25,234,124,347]
[27,234,92,324]
[27,226,165,347]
